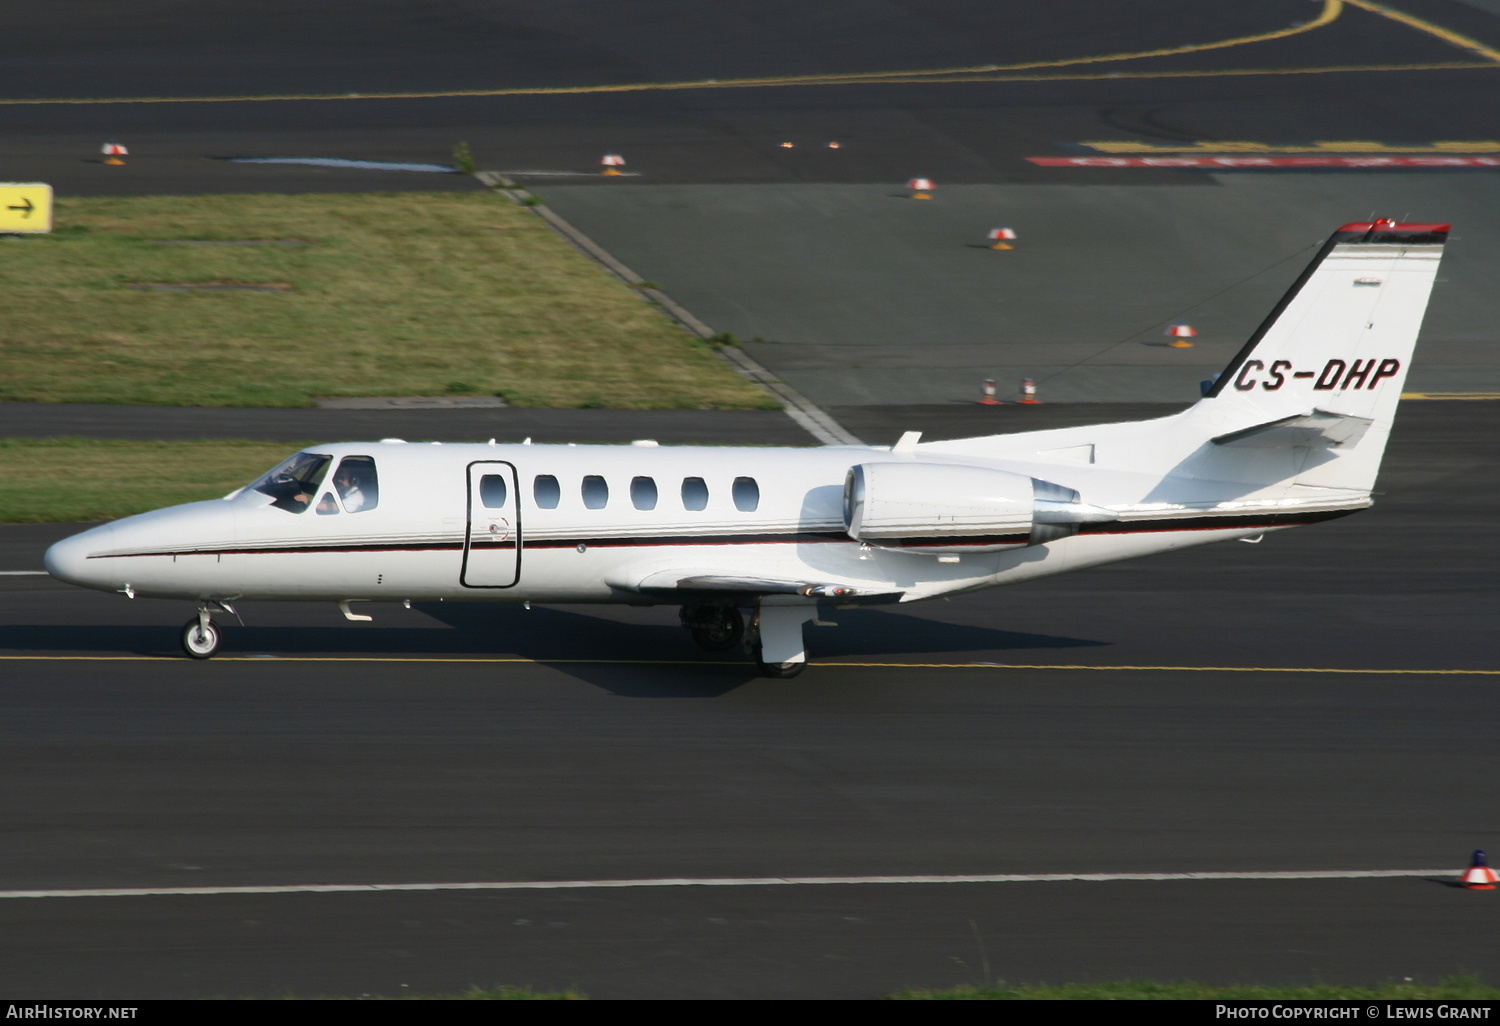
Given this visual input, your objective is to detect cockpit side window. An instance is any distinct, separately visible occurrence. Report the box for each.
[251,452,332,513]
[332,456,379,513]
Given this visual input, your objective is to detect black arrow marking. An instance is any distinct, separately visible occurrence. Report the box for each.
[6,197,34,217]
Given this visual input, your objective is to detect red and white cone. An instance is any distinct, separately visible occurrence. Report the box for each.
[1165,323,1197,348]
[1017,378,1040,404]
[600,153,626,176]
[988,227,1017,250]
[1461,849,1498,889]
[102,142,128,166]
[978,378,1001,405]
[906,177,934,200]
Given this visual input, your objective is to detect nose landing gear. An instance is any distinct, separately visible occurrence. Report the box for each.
[180,609,221,659]
[180,602,236,659]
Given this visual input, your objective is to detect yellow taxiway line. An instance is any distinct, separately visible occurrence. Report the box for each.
[1345,0,1500,63]
[0,0,1354,107]
[1,655,1496,675]
[2,0,1495,107]
[1402,391,1500,400]
[0,867,1457,901]
[3,59,1489,109]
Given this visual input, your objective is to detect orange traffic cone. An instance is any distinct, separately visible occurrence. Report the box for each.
[1017,378,1040,404]
[1461,849,1498,889]
[102,142,128,166]
[600,153,625,176]
[906,177,934,200]
[978,378,1001,405]
[1165,323,1197,348]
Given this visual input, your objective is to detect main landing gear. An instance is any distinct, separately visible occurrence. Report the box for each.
[679,603,813,678]
[680,604,745,652]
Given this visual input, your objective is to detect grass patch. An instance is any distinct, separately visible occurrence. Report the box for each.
[0,438,308,522]
[0,192,774,410]
[891,976,1500,1000]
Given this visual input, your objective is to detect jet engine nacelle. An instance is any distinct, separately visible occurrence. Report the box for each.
[843,462,1117,552]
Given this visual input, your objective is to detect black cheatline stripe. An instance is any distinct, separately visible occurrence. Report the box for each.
[530,532,847,549]
[1078,507,1355,535]
[88,510,1356,561]
[877,509,1355,547]
[92,542,468,559]
[89,532,849,559]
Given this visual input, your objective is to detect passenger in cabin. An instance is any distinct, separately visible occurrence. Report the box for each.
[332,457,379,513]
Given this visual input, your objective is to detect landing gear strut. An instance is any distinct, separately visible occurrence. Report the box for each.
[180,608,221,659]
[749,605,813,679]
[680,604,745,652]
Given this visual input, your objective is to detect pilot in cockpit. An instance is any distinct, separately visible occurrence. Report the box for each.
[333,462,371,512]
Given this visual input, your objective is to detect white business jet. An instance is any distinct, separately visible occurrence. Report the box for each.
[45,220,1447,675]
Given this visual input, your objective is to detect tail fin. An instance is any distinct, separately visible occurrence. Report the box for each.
[924,220,1446,498]
[1189,219,1447,492]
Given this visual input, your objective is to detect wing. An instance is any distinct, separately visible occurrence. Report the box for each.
[617,569,904,604]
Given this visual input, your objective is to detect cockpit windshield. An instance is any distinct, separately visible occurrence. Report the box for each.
[250,452,333,513]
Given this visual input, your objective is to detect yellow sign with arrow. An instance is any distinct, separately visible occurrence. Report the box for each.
[0,183,52,233]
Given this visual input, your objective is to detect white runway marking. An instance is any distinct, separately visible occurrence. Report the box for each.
[0,570,46,575]
[0,869,1454,900]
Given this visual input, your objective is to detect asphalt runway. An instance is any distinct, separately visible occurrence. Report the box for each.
[4,0,1500,1000]
[1,401,1496,998]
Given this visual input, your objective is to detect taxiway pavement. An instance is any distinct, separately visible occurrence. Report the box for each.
[3,0,1499,999]
[1,401,1496,998]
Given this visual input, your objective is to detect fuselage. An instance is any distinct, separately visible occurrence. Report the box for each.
[43,436,1353,609]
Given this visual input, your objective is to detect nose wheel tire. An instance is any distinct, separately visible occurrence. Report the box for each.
[181,618,221,659]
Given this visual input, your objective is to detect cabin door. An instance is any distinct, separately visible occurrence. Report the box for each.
[462,461,521,588]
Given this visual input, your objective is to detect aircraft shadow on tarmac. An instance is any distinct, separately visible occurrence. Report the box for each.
[1,607,1105,696]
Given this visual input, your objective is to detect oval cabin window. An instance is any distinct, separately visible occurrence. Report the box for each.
[732,477,759,512]
[533,475,560,509]
[681,477,708,511]
[582,475,609,509]
[631,476,658,510]
[479,474,507,508]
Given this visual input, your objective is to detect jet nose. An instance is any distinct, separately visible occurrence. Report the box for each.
[44,524,116,589]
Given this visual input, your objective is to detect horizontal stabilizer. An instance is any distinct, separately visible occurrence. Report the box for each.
[625,569,903,603]
[1211,409,1373,450]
